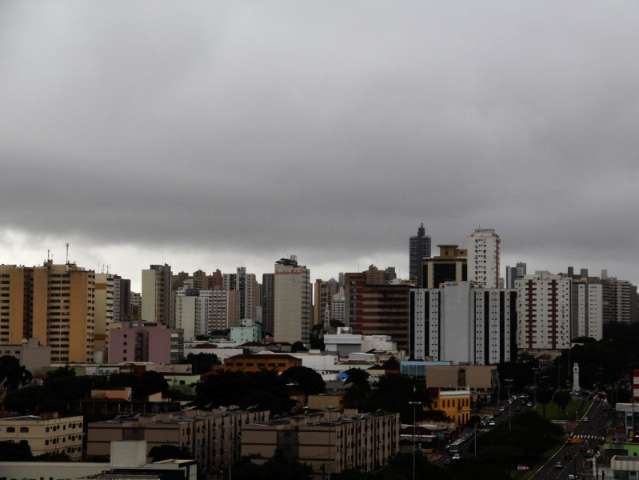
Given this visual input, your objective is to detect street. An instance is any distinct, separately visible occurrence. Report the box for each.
[532,397,609,480]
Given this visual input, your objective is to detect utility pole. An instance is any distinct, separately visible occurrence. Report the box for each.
[506,378,513,433]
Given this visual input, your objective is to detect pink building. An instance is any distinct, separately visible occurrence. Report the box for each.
[108,322,171,364]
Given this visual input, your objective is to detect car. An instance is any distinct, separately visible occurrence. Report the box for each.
[451,453,462,461]
[567,474,579,480]
[488,420,496,427]
[581,416,589,422]
[526,402,534,407]
[554,461,564,469]
[498,406,506,412]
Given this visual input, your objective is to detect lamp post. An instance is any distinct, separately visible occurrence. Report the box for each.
[505,378,514,433]
[408,401,422,480]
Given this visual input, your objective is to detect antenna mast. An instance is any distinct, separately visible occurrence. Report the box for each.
[65,243,69,264]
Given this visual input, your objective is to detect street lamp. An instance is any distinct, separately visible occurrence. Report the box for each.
[505,378,514,433]
[408,401,422,480]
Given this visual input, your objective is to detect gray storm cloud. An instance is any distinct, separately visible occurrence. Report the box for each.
[1,1,639,281]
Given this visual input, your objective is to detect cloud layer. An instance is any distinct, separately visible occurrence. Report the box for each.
[2,1,639,287]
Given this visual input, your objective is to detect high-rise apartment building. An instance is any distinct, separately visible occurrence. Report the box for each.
[409,223,431,286]
[468,228,501,289]
[601,270,638,323]
[505,262,527,289]
[209,289,230,332]
[236,267,257,322]
[273,256,311,344]
[141,264,172,327]
[409,283,517,364]
[344,268,411,350]
[517,272,571,351]
[563,268,604,341]
[0,262,96,363]
[331,287,346,326]
[94,273,119,360]
[108,321,172,364]
[313,278,339,328]
[422,245,467,289]
[175,288,214,340]
[261,273,274,335]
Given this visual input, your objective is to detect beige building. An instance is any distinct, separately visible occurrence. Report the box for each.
[273,256,311,344]
[87,408,269,473]
[0,338,51,373]
[0,262,95,363]
[0,415,84,460]
[241,410,399,478]
[425,364,497,400]
[141,264,172,327]
[94,273,119,361]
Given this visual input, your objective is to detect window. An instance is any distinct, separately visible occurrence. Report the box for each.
[7,427,15,433]
[20,427,29,433]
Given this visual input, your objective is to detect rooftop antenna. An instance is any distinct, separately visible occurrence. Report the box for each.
[47,249,51,262]
[65,243,69,264]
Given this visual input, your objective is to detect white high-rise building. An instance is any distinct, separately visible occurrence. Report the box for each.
[331,287,346,327]
[273,255,311,344]
[468,228,501,289]
[175,289,214,341]
[409,282,516,364]
[516,272,571,351]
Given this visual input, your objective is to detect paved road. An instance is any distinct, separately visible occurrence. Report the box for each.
[532,397,610,480]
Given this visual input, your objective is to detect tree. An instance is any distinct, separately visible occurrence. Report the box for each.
[553,390,571,413]
[291,341,308,352]
[281,366,325,395]
[537,387,554,418]
[0,440,33,461]
[368,374,433,422]
[343,369,371,410]
[0,356,32,390]
[108,372,169,399]
[196,371,294,414]
[182,353,220,374]
[232,449,313,480]
[149,445,192,461]
[309,324,325,350]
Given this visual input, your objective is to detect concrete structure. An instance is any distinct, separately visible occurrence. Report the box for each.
[422,245,467,289]
[273,256,311,344]
[141,264,172,327]
[602,271,638,324]
[0,338,51,373]
[223,352,301,373]
[91,387,133,401]
[235,267,258,323]
[505,262,527,289]
[0,261,96,363]
[0,441,197,480]
[175,288,215,341]
[313,278,339,328]
[517,271,572,351]
[241,410,399,478]
[430,390,471,426]
[424,364,497,401]
[0,415,84,459]
[87,409,269,473]
[108,322,172,364]
[95,273,121,360]
[331,287,346,326]
[409,223,431,287]
[261,273,275,335]
[573,280,603,340]
[467,228,501,289]
[344,268,410,351]
[208,288,230,331]
[409,283,517,364]
[229,319,262,343]
[572,363,580,393]
[324,327,397,357]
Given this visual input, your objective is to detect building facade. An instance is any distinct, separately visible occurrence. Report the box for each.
[313,279,340,328]
[108,322,172,364]
[422,245,467,289]
[505,262,527,289]
[141,264,172,327]
[273,256,311,344]
[222,353,301,373]
[467,228,501,289]
[0,415,84,460]
[516,272,571,351]
[261,273,274,336]
[409,283,517,364]
[409,223,431,287]
[241,411,399,478]
[87,409,269,474]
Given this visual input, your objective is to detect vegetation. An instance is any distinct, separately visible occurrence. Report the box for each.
[181,352,220,374]
[0,356,32,390]
[149,445,192,462]
[0,440,33,461]
[196,370,294,413]
[281,366,326,395]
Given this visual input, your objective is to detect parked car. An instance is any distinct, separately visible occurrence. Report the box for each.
[554,461,564,469]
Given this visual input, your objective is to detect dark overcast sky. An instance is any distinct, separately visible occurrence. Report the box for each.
[2,1,639,290]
